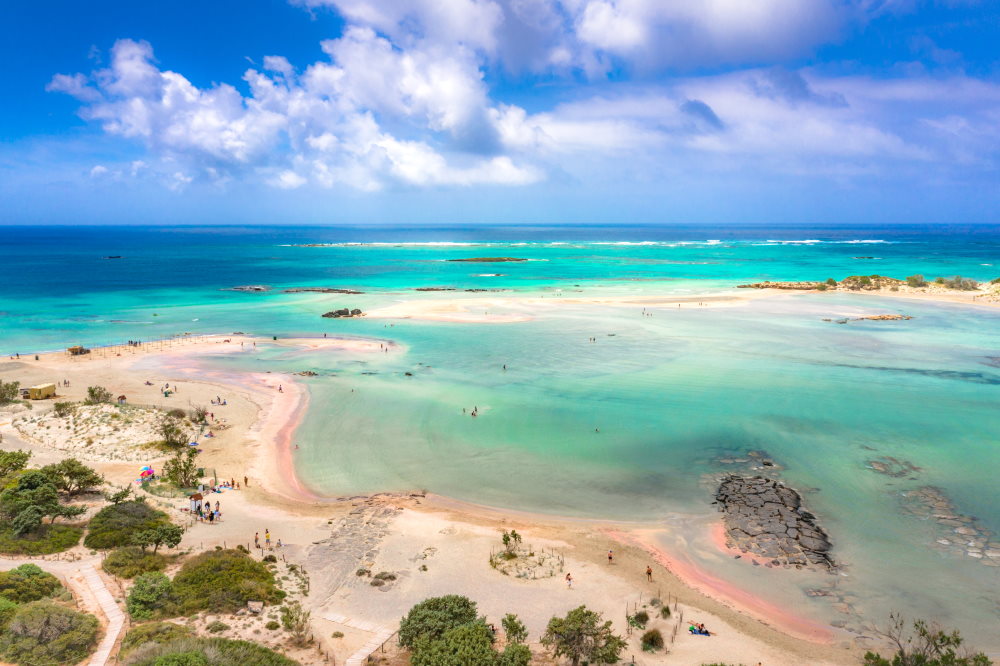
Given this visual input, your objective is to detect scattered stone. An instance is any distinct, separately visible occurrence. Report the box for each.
[865,456,921,478]
[853,314,913,321]
[716,475,835,570]
[899,486,999,566]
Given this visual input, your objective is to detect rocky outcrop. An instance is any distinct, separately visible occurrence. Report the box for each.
[322,308,364,318]
[283,287,364,294]
[854,314,912,321]
[224,285,270,292]
[715,475,834,570]
[737,281,822,290]
[414,287,457,291]
[446,257,527,262]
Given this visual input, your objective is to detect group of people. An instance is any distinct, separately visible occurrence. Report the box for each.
[689,623,712,636]
[254,529,282,550]
[210,395,228,405]
[194,500,222,523]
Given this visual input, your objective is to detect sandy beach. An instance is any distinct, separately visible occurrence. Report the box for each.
[0,329,866,665]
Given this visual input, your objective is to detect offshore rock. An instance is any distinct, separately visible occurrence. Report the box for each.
[716,475,835,570]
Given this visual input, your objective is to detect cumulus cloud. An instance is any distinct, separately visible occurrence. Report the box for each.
[48,38,539,191]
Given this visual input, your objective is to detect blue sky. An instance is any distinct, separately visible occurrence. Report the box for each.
[1,0,999,225]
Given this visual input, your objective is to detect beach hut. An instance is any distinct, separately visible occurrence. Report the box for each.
[27,383,56,400]
[67,345,90,356]
[189,492,204,513]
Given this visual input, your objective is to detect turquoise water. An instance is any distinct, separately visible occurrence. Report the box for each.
[2,225,999,649]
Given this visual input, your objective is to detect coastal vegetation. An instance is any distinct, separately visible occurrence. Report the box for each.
[84,499,172,549]
[0,380,19,406]
[399,595,532,666]
[122,636,299,666]
[0,453,89,553]
[863,615,992,665]
[0,600,99,666]
[85,385,113,405]
[738,273,992,293]
[541,605,626,666]
[103,547,170,578]
[120,621,194,655]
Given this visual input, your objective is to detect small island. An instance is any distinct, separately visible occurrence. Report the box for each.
[322,308,364,318]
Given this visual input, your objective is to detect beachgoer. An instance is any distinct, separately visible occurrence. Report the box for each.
[607,550,613,564]
[208,510,214,524]
[646,565,653,582]
[215,501,220,511]
[565,573,573,589]
[278,384,283,393]
[254,532,260,548]
[244,476,248,487]
[276,538,282,547]
[265,530,271,547]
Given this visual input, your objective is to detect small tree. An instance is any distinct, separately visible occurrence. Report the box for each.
[863,614,992,666]
[399,595,480,648]
[163,448,199,488]
[0,450,30,480]
[127,572,175,620]
[411,621,498,666]
[159,416,188,449]
[542,606,627,666]
[825,277,837,286]
[498,643,532,666]
[502,613,528,644]
[133,523,184,553]
[189,404,208,424]
[906,274,927,288]
[280,601,312,647]
[104,484,133,504]
[41,458,104,496]
[0,381,19,406]
[85,385,113,405]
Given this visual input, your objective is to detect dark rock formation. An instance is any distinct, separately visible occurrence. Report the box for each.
[414,287,457,291]
[716,475,834,570]
[322,308,364,318]
[225,285,270,292]
[446,257,527,262]
[283,287,364,294]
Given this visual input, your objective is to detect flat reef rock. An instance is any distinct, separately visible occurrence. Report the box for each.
[716,475,835,570]
[283,287,364,294]
[322,308,364,318]
[446,257,527,262]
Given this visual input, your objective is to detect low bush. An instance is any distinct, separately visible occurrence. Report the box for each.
[906,274,927,287]
[641,628,664,652]
[172,549,283,614]
[85,386,113,405]
[265,620,280,630]
[0,564,62,604]
[943,275,979,291]
[103,547,169,579]
[85,500,172,549]
[206,620,230,634]
[53,402,75,418]
[121,622,194,656]
[0,525,82,555]
[633,610,649,627]
[660,605,671,619]
[0,600,99,666]
[166,408,187,419]
[123,637,299,666]
[127,572,176,620]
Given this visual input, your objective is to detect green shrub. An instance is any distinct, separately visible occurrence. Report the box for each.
[633,610,649,627]
[53,402,75,418]
[85,500,171,549]
[330,631,343,638]
[0,600,99,666]
[411,621,496,666]
[123,637,298,666]
[265,620,280,630]
[0,598,18,630]
[40,458,104,496]
[660,605,671,618]
[121,622,194,656]
[206,620,229,634]
[0,381,19,407]
[262,555,277,564]
[85,386,113,404]
[641,628,664,652]
[399,595,479,648]
[0,525,82,555]
[127,572,176,620]
[943,275,979,291]
[167,408,187,419]
[815,283,828,291]
[373,571,396,581]
[172,549,283,614]
[0,564,62,603]
[825,277,837,286]
[104,547,169,579]
[906,274,927,287]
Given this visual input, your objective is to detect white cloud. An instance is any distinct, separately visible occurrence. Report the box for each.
[89,165,109,177]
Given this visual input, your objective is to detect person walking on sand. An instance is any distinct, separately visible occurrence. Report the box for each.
[244,475,248,488]
[646,565,653,582]
[607,549,613,564]
[255,532,260,549]
[265,529,271,548]
[565,573,573,589]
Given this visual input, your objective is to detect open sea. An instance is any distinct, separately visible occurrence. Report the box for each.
[1,224,998,650]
